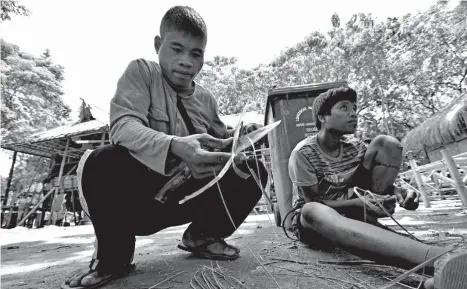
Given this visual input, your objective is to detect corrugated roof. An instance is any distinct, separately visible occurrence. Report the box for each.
[1,120,109,158]
[19,120,108,144]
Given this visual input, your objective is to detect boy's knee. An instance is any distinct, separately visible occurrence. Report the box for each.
[365,135,402,166]
[369,135,402,152]
[301,202,337,227]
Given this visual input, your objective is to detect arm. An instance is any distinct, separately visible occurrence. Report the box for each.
[109,59,179,176]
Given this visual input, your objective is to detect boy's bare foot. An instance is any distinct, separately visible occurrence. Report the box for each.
[423,249,467,289]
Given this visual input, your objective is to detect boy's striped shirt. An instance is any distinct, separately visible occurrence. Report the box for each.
[288,134,367,209]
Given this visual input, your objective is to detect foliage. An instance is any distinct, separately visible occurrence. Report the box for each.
[1,39,71,143]
[196,1,467,144]
[197,56,275,115]
[2,152,50,202]
[0,0,30,23]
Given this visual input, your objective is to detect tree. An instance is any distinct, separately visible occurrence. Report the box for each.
[2,152,51,205]
[196,56,274,115]
[196,2,465,145]
[1,39,71,143]
[0,0,30,23]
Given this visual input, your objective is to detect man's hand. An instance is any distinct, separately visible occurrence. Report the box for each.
[170,134,246,179]
[241,123,263,135]
[394,187,420,211]
[241,123,268,145]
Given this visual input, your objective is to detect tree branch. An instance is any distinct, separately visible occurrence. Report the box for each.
[459,66,467,93]
[390,117,415,130]
[436,81,460,91]
[413,98,436,113]
[357,101,372,114]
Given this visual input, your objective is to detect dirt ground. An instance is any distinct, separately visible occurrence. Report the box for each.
[1,199,466,289]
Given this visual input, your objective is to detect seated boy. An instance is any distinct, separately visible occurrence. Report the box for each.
[288,87,466,289]
[62,6,266,289]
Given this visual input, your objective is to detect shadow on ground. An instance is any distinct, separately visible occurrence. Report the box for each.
[2,200,466,289]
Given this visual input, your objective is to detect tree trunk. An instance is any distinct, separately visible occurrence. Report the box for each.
[3,151,17,206]
[380,94,393,136]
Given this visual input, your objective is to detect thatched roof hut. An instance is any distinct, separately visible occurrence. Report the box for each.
[402,93,467,161]
[1,100,108,213]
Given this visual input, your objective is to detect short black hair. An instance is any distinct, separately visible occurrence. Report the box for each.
[312,87,357,130]
[160,6,207,39]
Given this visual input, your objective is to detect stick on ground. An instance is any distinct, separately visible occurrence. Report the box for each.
[148,270,186,289]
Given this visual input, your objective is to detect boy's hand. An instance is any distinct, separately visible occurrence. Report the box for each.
[363,195,397,217]
[170,134,246,179]
[394,188,419,211]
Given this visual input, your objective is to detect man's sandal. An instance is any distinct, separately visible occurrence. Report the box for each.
[177,239,240,260]
[60,261,135,289]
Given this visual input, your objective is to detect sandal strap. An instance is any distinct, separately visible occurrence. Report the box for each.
[88,258,135,275]
[188,238,237,252]
[89,258,99,270]
[218,239,239,252]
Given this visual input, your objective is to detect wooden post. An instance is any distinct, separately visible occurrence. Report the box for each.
[3,151,17,206]
[409,159,431,208]
[441,149,467,206]
[100,132,106,147]
[49,138,70,225]
[71,177,77,225]
[3,181,24,228]
[59,139,70,190]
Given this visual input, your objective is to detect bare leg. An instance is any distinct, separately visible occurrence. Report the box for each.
[345,135,414,223]
[300,202,449,271]
[360,135,402,195]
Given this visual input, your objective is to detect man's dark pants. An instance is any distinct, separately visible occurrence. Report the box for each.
[81,144,265,274]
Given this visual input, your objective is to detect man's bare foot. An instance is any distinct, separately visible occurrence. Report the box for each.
[62,268,112,288]
[64,268,93,287]
[80,271,112,287]
[62,263,135,288]
[180,230,239,259]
